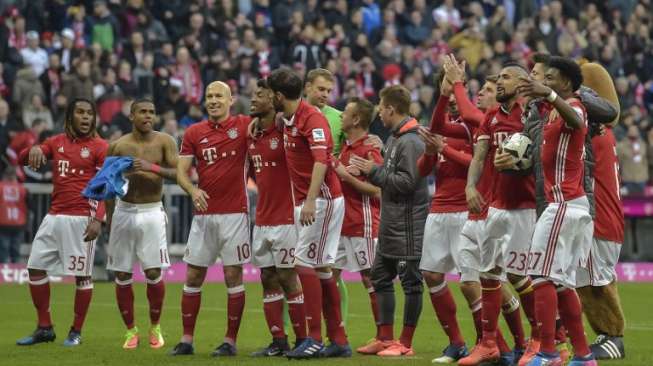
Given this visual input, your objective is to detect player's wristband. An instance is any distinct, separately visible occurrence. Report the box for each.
[546,90,558,103]
[150,163,161,174]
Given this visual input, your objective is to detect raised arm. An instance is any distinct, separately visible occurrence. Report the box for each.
[453,82,484,127]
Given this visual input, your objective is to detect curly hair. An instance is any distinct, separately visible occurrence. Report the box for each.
[548,56,584,92]
[64,98,97,139]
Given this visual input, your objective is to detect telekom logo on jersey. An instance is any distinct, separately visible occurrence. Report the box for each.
[58,160,70,176]
[202,147,238,165]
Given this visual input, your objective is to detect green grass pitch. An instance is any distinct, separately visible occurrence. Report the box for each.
[2,282,651,365]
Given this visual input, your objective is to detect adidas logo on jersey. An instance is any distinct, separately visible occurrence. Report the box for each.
[58,146,64,153]
[200,137,209,144]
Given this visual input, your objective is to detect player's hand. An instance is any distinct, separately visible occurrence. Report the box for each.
[83,218,102,242]
[191,188,210,212]
[131,158,153,172]
[465,186,485,214]
[346,164,361,176]
[334,161,349,179]
[364,134,384,150]
[300,199,316,226]
[419,128,445,155]
[28,146,47,170]
[443,54,466,84]
[517,76,552,99]
[350,155,376,175]
[440,75,453,97]
[494,147,517,171]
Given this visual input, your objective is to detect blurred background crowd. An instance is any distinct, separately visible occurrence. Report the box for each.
[0,0,653,261]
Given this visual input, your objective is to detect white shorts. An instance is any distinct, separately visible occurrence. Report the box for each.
[27,214,96,276]
[251,224,298,269]
[482,207,536,275]
[576,238,621,287]
[106,201,170,273]
[419,212,467,274]
[458,219,485,282]
[528,197,594,288]
[294,197,345,268]
[335,236,377,272]
[183,213,251,267]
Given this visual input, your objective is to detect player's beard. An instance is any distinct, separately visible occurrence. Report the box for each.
[496,90,516,103]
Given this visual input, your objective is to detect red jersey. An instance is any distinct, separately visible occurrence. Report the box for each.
[180,115,252,215]
[591,129,624,243]
[283,100,342,203]
[339,135,382,238]
[19,133,107,219]
[0,181,27,227]
[541,98,587,203]
[477,103,535,210]
[417,137,472,213]
[248,125,294,226]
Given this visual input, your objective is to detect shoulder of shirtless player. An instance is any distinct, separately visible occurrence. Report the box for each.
[112,132,171,203]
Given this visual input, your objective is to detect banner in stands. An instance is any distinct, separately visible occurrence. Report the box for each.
[2,262,653,283]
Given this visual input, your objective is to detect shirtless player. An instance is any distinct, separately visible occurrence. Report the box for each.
[105,99,178,350]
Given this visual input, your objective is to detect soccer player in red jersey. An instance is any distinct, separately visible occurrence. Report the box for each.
[459,65,537,366]
[330,97,383,352]
[566,62,626,361]
[170,81,252,357]
[267,68,350,359]
[416,127,475,363]
[430,58,528,362]
[577,123,626,359]
[16,98,107,347]
[520,56,596,366]
[247,79,307,356]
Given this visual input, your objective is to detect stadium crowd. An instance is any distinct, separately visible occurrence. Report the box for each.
[0,0,652,183]
[0,0,651,261]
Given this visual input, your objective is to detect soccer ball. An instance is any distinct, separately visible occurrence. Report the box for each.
[501,133,533,170]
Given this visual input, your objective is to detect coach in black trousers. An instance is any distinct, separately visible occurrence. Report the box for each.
[351,85,429,356]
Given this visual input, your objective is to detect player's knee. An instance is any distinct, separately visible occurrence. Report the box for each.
[260,267,279,289]
[421,271,445,287]
[28,268,47,279]
[115,271,132,282]
[185,265,207,287]
[144,268,161,281]
[223,265,243,287]
[506,272,524,285]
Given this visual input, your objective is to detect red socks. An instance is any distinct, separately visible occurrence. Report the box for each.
[181,285,201,340]
[480,278,502,340]
[287,290,307,339]
[367,287,380,338]
[295,265,323,342]
[319,273,347,345]
[378,324,393,341]
[29,276,52,328]
[502,294,527,349]
[470,299,483,344]
[557,288,591,357]
[399,325,416,348]
[263,290,285,338]
[146,276,165,324]
[73,279,93,332]
[116,278,135,329]
[533,280,558,353]
[225,285,246,344]
[514,277,539,339]
[429,282,465,346]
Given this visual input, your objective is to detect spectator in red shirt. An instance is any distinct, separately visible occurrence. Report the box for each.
[0,166,27,263]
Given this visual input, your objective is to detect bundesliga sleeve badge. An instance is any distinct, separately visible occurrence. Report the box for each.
[312,128,326,142]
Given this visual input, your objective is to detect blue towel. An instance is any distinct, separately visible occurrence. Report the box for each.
[82,156,133,200]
